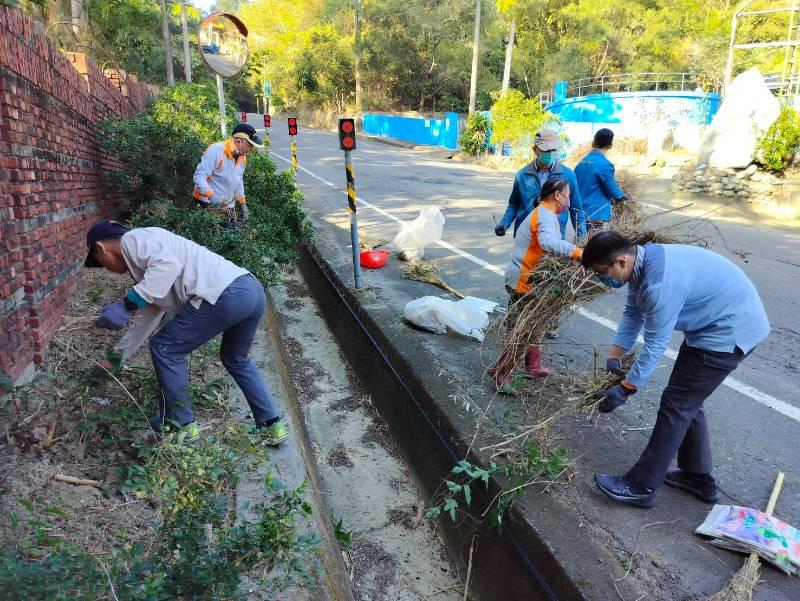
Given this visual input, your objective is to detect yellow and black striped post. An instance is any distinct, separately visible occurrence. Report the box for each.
[344,150,363,288]
[290,135,298,173]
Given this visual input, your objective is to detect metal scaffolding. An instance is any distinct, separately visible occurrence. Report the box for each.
[724,0,800,95]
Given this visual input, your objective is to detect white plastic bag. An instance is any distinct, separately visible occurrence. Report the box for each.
[403,296,498,342]
[392,206,445,261]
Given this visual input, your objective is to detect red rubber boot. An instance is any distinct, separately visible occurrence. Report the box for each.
[488,348,521,395]
[524,346,553,378]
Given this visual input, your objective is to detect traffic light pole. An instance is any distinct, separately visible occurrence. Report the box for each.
[344,150,363,289]
[290,135,298,173]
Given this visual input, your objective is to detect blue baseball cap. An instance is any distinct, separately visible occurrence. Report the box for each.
[85,220,129,267]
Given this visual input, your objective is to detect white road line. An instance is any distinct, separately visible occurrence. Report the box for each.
[270,150,800,424]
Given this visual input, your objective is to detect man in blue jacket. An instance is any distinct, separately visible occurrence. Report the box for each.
[574,128,627,232]
[495,128,586,239]
[582,232,770,508]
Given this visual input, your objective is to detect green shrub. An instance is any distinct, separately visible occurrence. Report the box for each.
[756,104,800,172]
[128,164,310,286]
[1,431,318,600]
[100,83,237,205]
[460,112,491,156]
[488,89,552,154]
[105,85,308,286]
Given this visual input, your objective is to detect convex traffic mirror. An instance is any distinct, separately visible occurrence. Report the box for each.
[198,13,249,77]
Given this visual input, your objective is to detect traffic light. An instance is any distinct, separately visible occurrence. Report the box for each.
[338,118,356,151]
[241,112,247,122]
[287,117,298,136]
[264,114,271,128]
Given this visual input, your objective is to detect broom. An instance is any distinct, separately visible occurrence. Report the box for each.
[403,260,465,299]
[706,471,785,601]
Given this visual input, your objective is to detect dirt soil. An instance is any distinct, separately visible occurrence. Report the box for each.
[0,268,162,555]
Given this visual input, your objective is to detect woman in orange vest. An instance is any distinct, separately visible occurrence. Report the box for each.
[490,178,584,394]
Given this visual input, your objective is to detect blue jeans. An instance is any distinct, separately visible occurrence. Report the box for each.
[149,274,278,427]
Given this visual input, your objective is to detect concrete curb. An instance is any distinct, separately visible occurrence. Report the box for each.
[296,233,648,601]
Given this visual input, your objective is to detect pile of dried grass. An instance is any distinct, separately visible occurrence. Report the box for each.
[359,232,388,251]
[495,193,699,379]
[706,556,760,601]
[483,355,634,452]
[403,260,464,299]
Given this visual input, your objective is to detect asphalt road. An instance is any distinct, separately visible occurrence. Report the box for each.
[252,115,800,596]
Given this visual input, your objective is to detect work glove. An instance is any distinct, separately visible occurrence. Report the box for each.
[88,349,123,384]
[96,300,133,330]
[494,224,506,237]
[594,382,637,413]
[606,358,626,377]
[240,202,249,221]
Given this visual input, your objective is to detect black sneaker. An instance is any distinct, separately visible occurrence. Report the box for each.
[664,469,719,503]
[595,473,656,508]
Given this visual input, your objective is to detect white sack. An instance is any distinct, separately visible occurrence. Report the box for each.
[403,296,498,341]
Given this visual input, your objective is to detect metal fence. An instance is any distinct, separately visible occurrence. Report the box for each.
[563,73,709,97]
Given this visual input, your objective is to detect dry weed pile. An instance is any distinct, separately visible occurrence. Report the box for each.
[402,260,464,298]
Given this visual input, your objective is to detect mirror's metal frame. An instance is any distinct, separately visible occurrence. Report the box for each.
[197,12,250,77]
[197,13,251,138]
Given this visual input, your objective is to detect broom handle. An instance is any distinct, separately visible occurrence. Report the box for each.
[745,471,786,562]
[764,471,785,517]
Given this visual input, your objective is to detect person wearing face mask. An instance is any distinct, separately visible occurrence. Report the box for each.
[84,220,288,446]
[192,123,263,224]
[489,179,583,394]
[581,231,769,508]
[495,128,587,241]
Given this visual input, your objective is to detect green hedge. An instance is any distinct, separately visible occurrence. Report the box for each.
[101,83,309,285]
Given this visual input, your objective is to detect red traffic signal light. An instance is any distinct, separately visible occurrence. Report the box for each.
[241,112,247,122]
[338,118,356,151]
[287,118,298,136]
[264,114,271,128]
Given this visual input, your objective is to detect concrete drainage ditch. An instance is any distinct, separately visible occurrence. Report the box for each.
[280,245,569,601]
[268,270,464,600]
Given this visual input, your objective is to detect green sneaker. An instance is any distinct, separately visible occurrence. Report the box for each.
[259,419,288,446]
[152,417,201,443]
[176,421,201,443]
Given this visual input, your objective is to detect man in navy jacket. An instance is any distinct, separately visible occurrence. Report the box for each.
[574,128,627,232]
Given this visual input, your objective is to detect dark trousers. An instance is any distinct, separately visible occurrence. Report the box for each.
[627,342,745,489]
[149,274,278,427]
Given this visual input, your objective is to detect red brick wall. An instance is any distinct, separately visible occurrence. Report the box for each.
[0,7,150,384]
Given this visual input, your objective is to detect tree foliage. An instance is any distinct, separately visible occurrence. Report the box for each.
[18,0,796,117]
[756,104,800,173]
[489,89,550,149]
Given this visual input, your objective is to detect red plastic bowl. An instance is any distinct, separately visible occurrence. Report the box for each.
[360,250,390,268]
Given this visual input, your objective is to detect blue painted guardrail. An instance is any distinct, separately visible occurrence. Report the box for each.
[362,112,460,150]
[546,86,721,152]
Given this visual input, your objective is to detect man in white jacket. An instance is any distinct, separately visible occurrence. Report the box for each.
[85,220,286,445]
[192,123,263,223]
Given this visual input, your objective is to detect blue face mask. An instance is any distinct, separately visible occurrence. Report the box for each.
[597,259,626,287]
[537,151,555,166]
[598,274,626,289]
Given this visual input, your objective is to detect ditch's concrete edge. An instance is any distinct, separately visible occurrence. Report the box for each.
[297,236,648,601]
